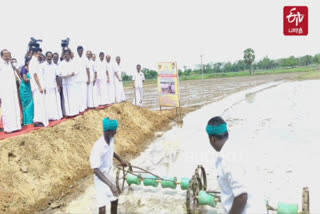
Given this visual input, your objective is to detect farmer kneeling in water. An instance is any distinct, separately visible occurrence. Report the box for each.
[90,117,129,214]
[206,116,265,214]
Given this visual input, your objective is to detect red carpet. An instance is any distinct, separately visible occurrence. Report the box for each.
[0,105,110,141]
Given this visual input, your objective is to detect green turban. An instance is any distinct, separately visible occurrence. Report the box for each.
[103,117,119,132]
[206,123,228,135]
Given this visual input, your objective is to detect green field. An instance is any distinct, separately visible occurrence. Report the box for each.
[123,66,320,87]
[294,69,320,80]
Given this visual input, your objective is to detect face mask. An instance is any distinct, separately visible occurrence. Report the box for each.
[12,62,17,68]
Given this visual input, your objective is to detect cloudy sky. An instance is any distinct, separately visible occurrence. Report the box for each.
[1,0,319,74]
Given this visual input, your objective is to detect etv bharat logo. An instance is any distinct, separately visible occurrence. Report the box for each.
[284,6,308,36]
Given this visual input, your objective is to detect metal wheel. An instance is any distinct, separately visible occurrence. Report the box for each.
[198,165,207,191]
[116,165,133,193]
[302,187,310,214]
[186,176,201,214]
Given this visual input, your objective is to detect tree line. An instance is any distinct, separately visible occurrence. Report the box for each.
[122,50,320,80]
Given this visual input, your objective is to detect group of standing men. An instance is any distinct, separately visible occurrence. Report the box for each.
[0,45,137,133]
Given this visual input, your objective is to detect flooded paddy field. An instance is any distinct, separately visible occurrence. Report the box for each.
[49,74,320,214]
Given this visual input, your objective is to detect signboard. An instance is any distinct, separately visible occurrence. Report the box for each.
[157,62,180,107]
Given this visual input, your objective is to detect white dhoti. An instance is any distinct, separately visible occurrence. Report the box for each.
[78,82,88,112]
[45,88,63,120]
[133,87,143,106]
[63,84,80,116]
[107,82,116,104]
[33,89,49,127]
[96,79,109,106]
[1,92,21,132]
[94,169,118,208]
[114,80,126,103]
[87,83,99,108]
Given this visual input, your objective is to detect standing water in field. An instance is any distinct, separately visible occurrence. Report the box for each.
[53,79,320,214]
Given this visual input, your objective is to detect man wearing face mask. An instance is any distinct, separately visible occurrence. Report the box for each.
[29,47,49,127]
[11,58,22,83]
[44,51,62,121]
[0,49,22,133]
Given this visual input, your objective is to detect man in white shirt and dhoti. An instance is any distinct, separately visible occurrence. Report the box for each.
[90,117,129,214]
[113,56,126,103]
[59,49,80,117]
[75,46,88,112]
[106,55,115,104]
[132,64,145,106]
[44,52,62,121]
[29,48,49,127]
[86,51,99,108]
[0,49,21,133]
[53,53,65,117]
[205,116,266,214]
[96,52,109,106]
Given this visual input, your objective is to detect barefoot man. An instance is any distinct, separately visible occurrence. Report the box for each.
[90,117,129,214]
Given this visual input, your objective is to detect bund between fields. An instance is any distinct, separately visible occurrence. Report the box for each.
[0,103,194,214]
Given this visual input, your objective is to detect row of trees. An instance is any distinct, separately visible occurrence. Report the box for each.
[182,51,320,76]
[122,50,320,80]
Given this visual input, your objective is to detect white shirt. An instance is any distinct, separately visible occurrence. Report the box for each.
[216,142,265,214]
[86,59,96,83]
[0,59,17,99]
[74,55,88,83]
[59,59,77,86]
[133,71,145,88]
[43,62,58,89]
[96,59,107,80]
[106,62,114,82]
[29,56,46,91]
[90,136,115,173]
[113,63,122,81]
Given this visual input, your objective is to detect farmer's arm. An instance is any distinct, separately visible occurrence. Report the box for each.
[93,168,119,196]
[114,152,129,166]
[229,193,248,214]
[226,163,248,214]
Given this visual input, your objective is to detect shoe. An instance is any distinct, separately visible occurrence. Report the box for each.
[34,123,44,127]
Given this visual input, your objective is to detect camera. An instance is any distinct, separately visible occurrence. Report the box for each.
[61,38,70,48]
[28,37,42,51]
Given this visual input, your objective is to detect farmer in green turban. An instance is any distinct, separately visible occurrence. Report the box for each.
[206,116,265,214]
[90,117,129,214]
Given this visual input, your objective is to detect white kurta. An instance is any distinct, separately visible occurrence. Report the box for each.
[90,137,117,207]
[106,62,116,104]
[132,72,145,106]
[29,57,49,127]
[44,62,62,120]
[0,59,21,132]
[86,60,99,108]
[113,63,126,103]
[95,59,109,105]
[216,142,266,214]
[75,55,88,112]
[59,60,80,116]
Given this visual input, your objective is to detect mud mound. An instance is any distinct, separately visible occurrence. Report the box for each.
[0,102,173,214]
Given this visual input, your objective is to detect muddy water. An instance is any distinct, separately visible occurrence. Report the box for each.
[124,73,300,109]
[53,75,320,214]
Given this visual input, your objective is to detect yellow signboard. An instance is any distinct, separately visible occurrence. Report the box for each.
[157,62,180,107]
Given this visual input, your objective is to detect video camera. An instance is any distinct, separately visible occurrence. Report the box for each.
[28,37,42,51]
[61,38,70,49]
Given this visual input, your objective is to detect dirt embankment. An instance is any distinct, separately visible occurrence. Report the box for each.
[0,102,189,214]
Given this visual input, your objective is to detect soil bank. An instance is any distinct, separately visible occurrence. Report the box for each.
[0,102,187,214]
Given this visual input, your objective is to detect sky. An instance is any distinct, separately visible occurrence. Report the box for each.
[1,0,319,75]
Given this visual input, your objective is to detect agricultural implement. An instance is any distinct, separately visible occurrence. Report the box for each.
[116,164,309,214]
